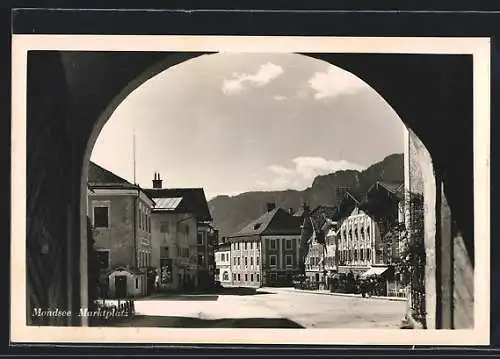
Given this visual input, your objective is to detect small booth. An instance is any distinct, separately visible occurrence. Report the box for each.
[360,265,395,296]
[107,267,146,298]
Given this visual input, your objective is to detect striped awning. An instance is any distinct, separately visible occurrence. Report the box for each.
[361,266,389,278]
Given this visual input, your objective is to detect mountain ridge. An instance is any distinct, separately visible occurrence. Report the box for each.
[208,153,404,237]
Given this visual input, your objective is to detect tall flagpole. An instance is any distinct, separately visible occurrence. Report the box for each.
[133,127,137,185]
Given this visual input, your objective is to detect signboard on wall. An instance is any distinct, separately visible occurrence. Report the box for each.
[160,258,172,283]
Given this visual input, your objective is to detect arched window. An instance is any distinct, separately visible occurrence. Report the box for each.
[223,271,229,281]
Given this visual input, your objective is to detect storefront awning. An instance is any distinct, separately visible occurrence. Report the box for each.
[361,266,389,278]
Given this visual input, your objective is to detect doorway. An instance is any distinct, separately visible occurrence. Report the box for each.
[114,275,127,298]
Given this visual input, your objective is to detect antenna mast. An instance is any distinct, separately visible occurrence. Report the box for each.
[133,127,137,184]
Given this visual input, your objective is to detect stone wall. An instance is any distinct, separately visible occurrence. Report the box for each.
[407,128,437,329]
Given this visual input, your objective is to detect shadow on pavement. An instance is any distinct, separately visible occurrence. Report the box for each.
[218,287,275,296]
[139,287,275,301]
[138,294,219,301]
[104,315,304,328]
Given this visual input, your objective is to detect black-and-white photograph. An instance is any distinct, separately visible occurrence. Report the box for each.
[11,35,490,345]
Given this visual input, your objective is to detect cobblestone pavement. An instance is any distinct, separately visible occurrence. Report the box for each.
[107,286,407,328]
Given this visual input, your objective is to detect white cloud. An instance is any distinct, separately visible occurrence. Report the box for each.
[222,62,284,95]
[273,95,287,101]
[308,66,367,100]
[256,156,366,191]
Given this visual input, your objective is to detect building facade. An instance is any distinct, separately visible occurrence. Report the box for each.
[145,173,217,292]
[303,205,339,283]
[337,205,381,276]
[87,162,155,298]
[228,203,302,288]
[215,241,232,285]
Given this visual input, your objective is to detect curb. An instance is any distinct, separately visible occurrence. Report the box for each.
[266,288,408,302]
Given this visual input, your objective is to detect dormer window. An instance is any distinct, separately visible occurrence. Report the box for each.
[254,223,262,230]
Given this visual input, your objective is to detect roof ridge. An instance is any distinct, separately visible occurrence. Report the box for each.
[88,161,133,185]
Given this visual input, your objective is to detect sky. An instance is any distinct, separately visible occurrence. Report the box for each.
[90,53,405,200]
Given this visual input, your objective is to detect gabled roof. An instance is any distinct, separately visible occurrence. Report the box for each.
[229,207,302,238]
[144,188,212,222]
[372,181,404,199]
[337,190,362,221]
[309,205,339,233]
[216,242,231,252]
[87,161,135,188]
[87,162,156,203]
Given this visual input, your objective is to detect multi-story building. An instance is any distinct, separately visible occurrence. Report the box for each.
[337,181,404,278]
[145,173,216,292]
[215,239,231,285]
[87,161,155,298]
[337,204,380,276]
[303,205,338,283]
[228,203,302,287]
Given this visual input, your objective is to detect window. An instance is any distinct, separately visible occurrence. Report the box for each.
[136,277,139,289]
[233,274,236,281]
[256,242,260,249]
[234,257,237,265]
[367,249,371,261]
[237,242,240,250]
[238,274,241,281]
[269,239,276,250]
[237,257,241,265]
[197,233,203,245]
[270,255,277,266]
[257,274,260,282]
[286,255,293,266]
[223,272,229,281]
[96,250,109,270]
[221,253,225,262]
[244,242,247,250]
[251,274,254,282]
[148,216,151,233]
[138,209,141,229]
[198,255,204,266]
[256,257,260,266]
[245,274,248,281]
[93,206,109,228]
[250,242,253,249]
[361,249,364,261]
[285,239,292,250]
[250,257,254,265]
[245,257,248,266]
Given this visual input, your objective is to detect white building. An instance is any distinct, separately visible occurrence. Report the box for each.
[338,205,380,276]
[215,241,231,285]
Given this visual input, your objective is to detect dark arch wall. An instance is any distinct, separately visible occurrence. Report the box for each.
[26,51,473,328]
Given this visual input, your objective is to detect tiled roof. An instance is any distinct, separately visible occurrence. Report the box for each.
[229,207,302,238]
[87,161,134,187]
[216,242,231,252]
[144,188,212,221]
[375,181,404,199]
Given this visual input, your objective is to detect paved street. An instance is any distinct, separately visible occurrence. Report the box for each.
[106,287,407,328]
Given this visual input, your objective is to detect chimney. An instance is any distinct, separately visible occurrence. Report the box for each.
[266,202,276,212]
[152,172,163,189]
[302,202,310,212]
[289,208,294,215]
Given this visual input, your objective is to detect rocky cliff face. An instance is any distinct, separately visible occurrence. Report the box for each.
[209,153,404,237]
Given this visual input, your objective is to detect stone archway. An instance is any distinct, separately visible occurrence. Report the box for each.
[26,50,474,329]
